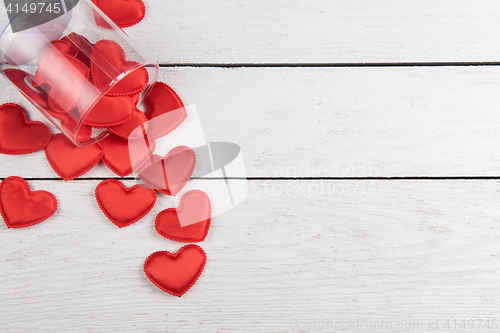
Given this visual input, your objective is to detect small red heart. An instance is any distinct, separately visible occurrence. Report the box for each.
[107,108,148,140]
[92,0,146,29]
[33,40,90,113]
[144,245,207,297]
[137,146,196,196]
[95,178,156,228]
[155,190,211,242]
[0,176,57,228]
[83,95,136,127]
[90,40,148,96]
[144,81,187,139]
[45,133,103,180]
[101,133,155,177]
[0,103,51,155]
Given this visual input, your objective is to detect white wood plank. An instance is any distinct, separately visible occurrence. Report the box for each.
[1,66,500,178]
[1,179,500,332]
[130,0,500,64]
[1,1,500,64]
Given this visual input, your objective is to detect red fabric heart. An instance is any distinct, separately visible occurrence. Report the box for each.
[0,103,51,155]
[137,146,196,196]
[144,81,187,139]
[101,133,155,177]
[92,0,146,29]
[107,108,147,140]
[60,33,93,67]
[95,178,156,228]
[45,133,103,180]
[90,40,148,96]
[83,95,136,127]
[3,69,49,108]
[144,245,206,297]
[0,176,57,228]
[33,40,90,113]
[155,190,211,242]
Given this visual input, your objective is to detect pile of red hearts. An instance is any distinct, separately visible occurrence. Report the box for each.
[0,0,212,297]
[5,35,151,144]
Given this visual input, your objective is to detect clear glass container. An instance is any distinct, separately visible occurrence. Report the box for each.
[0,0,158,146]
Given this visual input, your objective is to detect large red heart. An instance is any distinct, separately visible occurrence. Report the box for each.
[0,103,51,155]
[155,190,211,242]
[95,178,156,228]
[107,108,148,140]
[83,95,136,127]
[144,81,187,139]
[92,0,146,29]
[144,245,207,297]
[33,40,90,113]
[0,176,57,228]
[101,133,155,177]
[137,146,196,196]
[90,40,148,96]
[45,133,103,180]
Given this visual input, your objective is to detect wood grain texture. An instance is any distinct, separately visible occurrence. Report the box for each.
[1,180,500,333]
[1,1,500,332]
[130,0,500,64]
[2,0,500,64]
[1,67,500,178]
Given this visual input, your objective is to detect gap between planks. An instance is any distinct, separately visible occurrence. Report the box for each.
[158,62,500,68]
[5,176,500,181]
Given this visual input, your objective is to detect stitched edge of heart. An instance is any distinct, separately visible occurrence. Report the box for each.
[145,81,184,119]
[90,40,149,97]
[154,189,212,243]
[107,108,148,140]
[0,103,52,155]
[44,133,104,181]
[143,82,187,140]
[105,66,149,97]
[143,244,207,297]
[84,95,140,128]
[92,0,146,29]
[101,134,156,177]
[101,148,133,178]
[95,178,157,228]
[137,145,197,196]
[83,105,135,128]
[0,176,58,228]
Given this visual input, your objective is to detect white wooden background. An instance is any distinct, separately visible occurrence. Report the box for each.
[2,1,500,332]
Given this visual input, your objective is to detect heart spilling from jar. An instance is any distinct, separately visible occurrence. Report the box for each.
[45,133,103,181]
[92,0,146,29]
[144,245,207,297]
[0,104,51,155]
[155,190,212,242]
[95,178,157,228]
[0,177,57,228]
[137,146,196,196]
[0,1,213,296]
